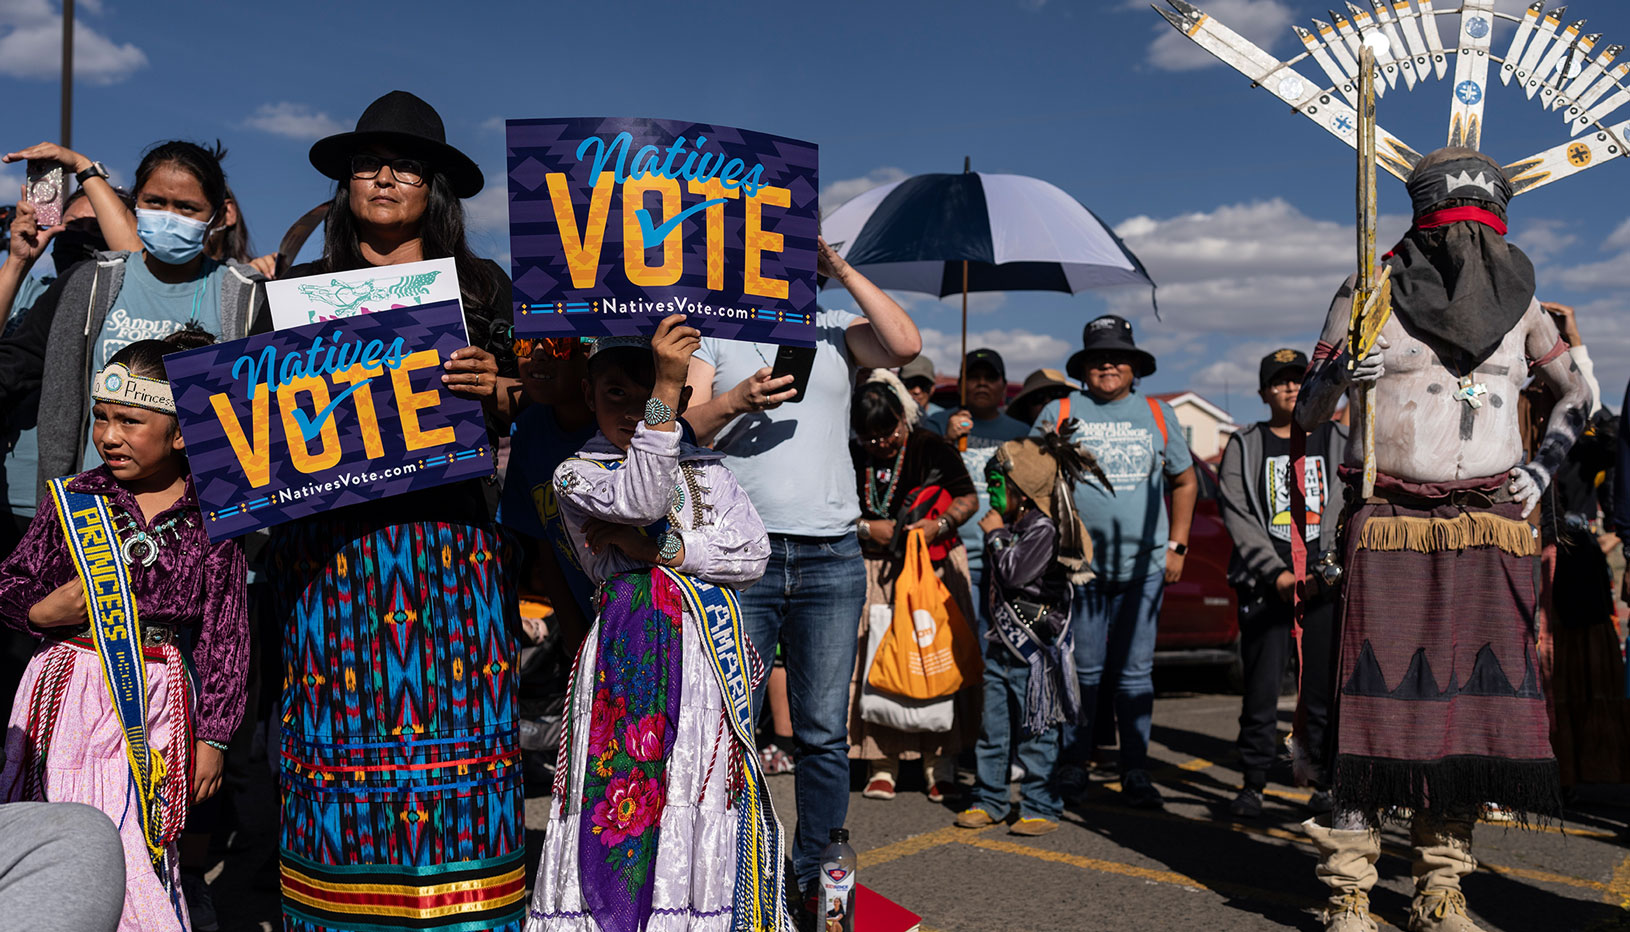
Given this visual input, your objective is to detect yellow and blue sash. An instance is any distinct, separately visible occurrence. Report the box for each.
[661,567,789,932]
[48,477,167,865]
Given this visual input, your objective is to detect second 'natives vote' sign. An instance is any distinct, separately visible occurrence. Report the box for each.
[507,117,819,346]
[165,301,493,539]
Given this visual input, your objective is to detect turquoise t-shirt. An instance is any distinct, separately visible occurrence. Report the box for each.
[83,256,225,467]
[925,408,1029,575]
[1033,390,1193,584]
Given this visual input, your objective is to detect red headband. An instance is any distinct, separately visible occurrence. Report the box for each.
[1413,206,1508,236]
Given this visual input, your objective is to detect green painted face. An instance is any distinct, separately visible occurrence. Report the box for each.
[985,463,1009,514]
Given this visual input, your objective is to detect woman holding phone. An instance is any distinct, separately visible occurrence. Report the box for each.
[0,140,266,498]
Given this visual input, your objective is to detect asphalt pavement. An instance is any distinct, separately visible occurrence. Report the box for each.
[803,681,1630,932]
[204,673,1628,931]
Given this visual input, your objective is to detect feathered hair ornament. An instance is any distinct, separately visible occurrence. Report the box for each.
[992,419,1109,584]
[862,367,922,426]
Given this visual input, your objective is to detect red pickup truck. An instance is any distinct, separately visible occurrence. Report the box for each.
[1156,459,1242,687]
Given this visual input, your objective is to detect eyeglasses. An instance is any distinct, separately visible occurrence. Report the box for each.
[861,424,907,449]
[350,154,427,187]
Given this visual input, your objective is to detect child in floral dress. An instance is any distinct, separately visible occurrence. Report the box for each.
[526,316,787,932]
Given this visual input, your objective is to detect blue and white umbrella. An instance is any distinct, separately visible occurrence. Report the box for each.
[821,170,1156,300]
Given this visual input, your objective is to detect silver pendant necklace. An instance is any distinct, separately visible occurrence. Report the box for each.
[113,509,190,567]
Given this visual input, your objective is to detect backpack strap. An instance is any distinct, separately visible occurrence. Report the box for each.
[1054,396,1071,433]
[1147,396,1168,446]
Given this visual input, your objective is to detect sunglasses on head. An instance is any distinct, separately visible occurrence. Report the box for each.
[514,336,590,359]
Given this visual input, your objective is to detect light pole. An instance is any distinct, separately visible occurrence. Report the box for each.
[61,0,73,149]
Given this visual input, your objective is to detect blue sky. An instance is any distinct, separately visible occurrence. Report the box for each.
[3,0,1627,421]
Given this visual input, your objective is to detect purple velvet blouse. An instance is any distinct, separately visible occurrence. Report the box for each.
[0,467,250,743]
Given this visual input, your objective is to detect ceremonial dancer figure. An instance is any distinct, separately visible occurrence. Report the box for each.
[1296,147,1585,932]
[1151,2,1626,929]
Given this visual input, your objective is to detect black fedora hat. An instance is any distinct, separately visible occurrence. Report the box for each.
[1066,314,1157,380]
[309,91,484,198]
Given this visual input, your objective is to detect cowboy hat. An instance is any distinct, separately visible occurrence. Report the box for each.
[309,91,484,198]
[1009,368,1078,414]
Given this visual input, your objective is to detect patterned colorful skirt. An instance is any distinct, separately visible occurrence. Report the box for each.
[1333,496,1561,820]
[272,517,524,932]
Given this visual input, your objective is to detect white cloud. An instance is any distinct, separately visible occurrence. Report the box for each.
[242,102,346,141]
[1603,218,1630,253]
[1144,0,1293,72]
[0,0,145,84]
[463,184,508,236]
[1108,198,1409,342]
[480,115,505,133]
[462,184,510,267]
[915,326,1072,380]
[1509,219,1577,264]
[821,167,907,216]
[1553,251,1630,291]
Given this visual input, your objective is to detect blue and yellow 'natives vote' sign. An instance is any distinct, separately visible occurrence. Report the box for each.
[507,117,819,346]
[165,301,493,539]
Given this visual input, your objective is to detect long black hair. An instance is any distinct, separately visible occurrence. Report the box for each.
[134,140,230,234]
[321,169,504,315]
[851,381,907,438]
[207,186,254,263]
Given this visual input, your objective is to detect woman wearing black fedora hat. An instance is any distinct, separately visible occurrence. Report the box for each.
[264,91,526,932]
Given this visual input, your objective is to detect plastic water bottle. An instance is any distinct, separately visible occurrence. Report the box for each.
[819,827,857,932]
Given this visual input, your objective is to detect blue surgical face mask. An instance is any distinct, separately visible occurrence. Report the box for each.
[135,208,213,265]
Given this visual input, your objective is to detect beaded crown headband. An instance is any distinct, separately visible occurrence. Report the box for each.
[91,363,175,415]
[1154,0,1629,194]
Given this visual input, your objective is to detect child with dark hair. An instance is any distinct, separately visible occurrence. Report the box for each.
[0,327,248,930]
[956,430,1102,836]
[526,315,786,932]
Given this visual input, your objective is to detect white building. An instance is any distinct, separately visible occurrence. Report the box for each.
[1150,392,1237,463]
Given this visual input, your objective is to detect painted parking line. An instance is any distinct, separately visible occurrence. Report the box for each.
[1139,755,1621,840]
[1608,852,1630,911]
[957,834,1390,928]
[859,825,985,870]
[853,799,1612,932]
[1065,798,1609,894]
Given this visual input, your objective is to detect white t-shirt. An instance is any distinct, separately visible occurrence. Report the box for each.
[695,308,861,536]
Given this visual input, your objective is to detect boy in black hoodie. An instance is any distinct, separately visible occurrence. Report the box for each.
[1217,349,1347,818]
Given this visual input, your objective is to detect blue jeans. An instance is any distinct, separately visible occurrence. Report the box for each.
[737,533,867,888]
[972,652,1062,820]
[1063,571,1165,772]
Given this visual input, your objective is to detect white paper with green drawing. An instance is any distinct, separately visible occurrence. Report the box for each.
[265,257,464,333]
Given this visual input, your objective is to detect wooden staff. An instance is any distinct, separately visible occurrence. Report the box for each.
[1350,45,1393,500]
[959,155,970,452]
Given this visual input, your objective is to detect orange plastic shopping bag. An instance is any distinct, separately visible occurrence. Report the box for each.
[867,529,983,700]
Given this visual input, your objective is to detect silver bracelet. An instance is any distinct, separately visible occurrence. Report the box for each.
[858,519,871,540]
[202,739,230,752]
[657,532,683,564]
[937,515,953,538]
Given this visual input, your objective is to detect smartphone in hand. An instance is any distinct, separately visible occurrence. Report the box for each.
[25,160,66,228]
[769,345,817,405]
